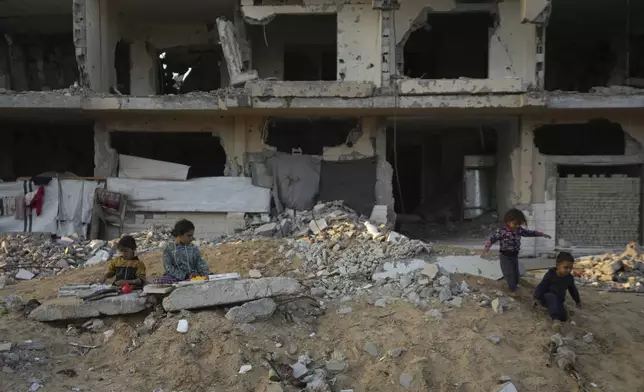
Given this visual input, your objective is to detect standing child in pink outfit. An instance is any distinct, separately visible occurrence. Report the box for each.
[483,208,551,296]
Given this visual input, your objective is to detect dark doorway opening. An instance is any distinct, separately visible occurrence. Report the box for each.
[534,119,626,156]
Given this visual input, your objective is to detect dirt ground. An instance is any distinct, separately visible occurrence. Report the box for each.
[1,241,644,392]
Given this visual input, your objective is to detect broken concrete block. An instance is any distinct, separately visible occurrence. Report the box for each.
[497,382,518,392]
[421,264,439,280]
[255,223,277,236]
[216,17,258,86]
[248,269,262,278]
[28,293,148,321]
[143,285,174,295]
[225,298,277,324]
[309,219,328,234]
[369,205,388,225]
[0,342,12,352]
[15,269,35,280]
[162,277,302,312]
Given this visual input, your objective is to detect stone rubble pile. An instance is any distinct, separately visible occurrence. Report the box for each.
[0,228,179,283]
[574,242,644,292]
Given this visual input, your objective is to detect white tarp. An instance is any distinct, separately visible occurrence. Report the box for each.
[57,180,100,236]
[106,177,271,213]
[118,155,190,181]
[0,180,59,233]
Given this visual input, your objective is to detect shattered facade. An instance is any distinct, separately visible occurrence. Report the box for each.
[1,0,644,252]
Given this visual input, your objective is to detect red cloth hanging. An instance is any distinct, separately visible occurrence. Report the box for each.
[28,186,45,216]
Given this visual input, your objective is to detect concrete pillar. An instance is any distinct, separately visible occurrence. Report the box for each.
[0,131,14,180]
[496,120,521,215]
[130,40,157,96]
[79,0,117,92]
[94,122,118,177]
[519,118,535,205]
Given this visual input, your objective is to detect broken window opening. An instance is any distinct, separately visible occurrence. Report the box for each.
[557,164,640,178]
[545,1,634,92]
[386,124,498,241]
[284,44,336,81]
[0,32,79,92]
[110,132,226,178]
[534,120,626,156]
[0,120,95,181]
[264,117,360,155]
[249,14,337,81]
[114,40,131,95]
[402,12,493,79]
[157,46,222,94]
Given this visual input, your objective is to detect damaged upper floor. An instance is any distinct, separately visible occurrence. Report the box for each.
[1,0,644,107]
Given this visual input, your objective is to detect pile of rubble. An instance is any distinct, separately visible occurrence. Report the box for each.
[574,242,644,292]
[0,228,178,284]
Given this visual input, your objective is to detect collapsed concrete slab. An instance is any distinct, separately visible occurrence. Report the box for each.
[162,277,302,312]
[436,255,504,280]
[216,17,258,86]
[28,293,148,322]
[225,298,277,324]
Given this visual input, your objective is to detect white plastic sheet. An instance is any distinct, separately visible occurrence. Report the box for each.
[119,155,190,181]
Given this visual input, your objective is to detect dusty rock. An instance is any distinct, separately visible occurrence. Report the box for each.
[491,298,504,314]
[390,347,404,358]
[555,346,576,369]
[3,294,24,312]
[162,277,302,311]
[374,298,387,308]
[29,293,148,321]
[325,359,347,374]
[225,298,277,324]
[498,375,512,383]
[291,362,309,378]
[363,342,378,357]
[15,269,35,280]
[583,333,594,344]
[310,287,326,297]
[497,382,518,392]
[439,287,452,302]
[421,264,439,280]
[487,334,502,344]
[248,269,262,278]
[448,297,463,308]
[425,309,443,319]
[255,223,277,236]
[399,373,413,388]
[337,307,352,314]
[0,342,12,352]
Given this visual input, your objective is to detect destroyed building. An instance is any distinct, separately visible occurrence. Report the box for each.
[1,0,644,255]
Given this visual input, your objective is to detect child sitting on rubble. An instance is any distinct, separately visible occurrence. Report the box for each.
[154,219,211,284]
[533,251,582,332]
[482,208,551,297]
[101,235,146,289]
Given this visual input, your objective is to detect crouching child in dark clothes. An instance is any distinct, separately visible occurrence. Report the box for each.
[102,235,146,289]
[533,251,581,332]
[483,208,551,296]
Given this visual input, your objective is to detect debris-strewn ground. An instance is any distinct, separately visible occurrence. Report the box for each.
[2,202,644,392]
[1,239,643,392]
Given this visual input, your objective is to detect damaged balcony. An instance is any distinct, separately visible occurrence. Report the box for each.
[545,0,644,109]
[393,0,534,97]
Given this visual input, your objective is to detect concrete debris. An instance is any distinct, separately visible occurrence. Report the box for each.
[574,242,644,291]
[176,319,189,333]
[425,309,443,319]
[583,333,594,344]
[248,269,262,278]
[291,362,309,378]
[374,298,387,308]
[162,277,302,311]
[491,298,504,314]
[390,347,404,358]
[0,228,180,283]
[28,293,148,321]
[438,287,453,302]
[497,382,518,392]
[487,334,502,344]
[225,298,277,324]
[447,297,463,308]
[325,359,347,374]
[3,294,24,312]
[337,307,352,314]
[238,364,253,374]
[399,373,413,388]
[363,342,378,357]
[555,345,576,369]
[0,342,12,352]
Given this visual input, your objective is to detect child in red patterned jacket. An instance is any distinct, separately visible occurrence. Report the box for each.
[483,208,551,296]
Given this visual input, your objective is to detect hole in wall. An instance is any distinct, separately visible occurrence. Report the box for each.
[402,12,493,79]
[264,117,360,155]
[534,119,626,156]
[157,46,223,94]
[110,132,226,178]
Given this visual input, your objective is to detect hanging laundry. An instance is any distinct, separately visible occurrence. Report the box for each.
[14,195,25,220]
[0,196,17,217]
[25,186,45,216]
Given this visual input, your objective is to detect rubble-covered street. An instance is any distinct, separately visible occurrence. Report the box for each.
[1,203,644,392]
